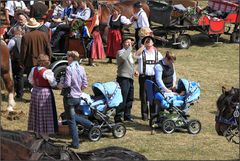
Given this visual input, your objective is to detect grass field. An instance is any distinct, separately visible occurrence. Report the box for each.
[1,30,239,160]
[1,0,239,159]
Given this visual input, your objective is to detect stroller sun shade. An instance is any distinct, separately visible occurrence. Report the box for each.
[92,81,123,108]
[177,78,201,104]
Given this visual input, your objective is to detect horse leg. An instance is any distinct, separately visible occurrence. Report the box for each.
[2,73,16,111]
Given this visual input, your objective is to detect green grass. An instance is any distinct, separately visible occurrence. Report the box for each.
[1,1,239,158]
[1,32,239,160]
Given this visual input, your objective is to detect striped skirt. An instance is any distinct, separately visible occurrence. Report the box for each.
[28,86,58,134]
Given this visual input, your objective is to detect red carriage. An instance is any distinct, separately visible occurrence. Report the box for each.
[149,0,240,49]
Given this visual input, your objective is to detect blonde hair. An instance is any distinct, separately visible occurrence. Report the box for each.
[67,51,80,61]
[138,27,153,38]
[37,54,50,66]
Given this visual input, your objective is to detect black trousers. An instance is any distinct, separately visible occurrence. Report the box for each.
[11,60,24,98]
[139,74,156,120]
[134,28,140,50]
[115,77,134,120]
[51,24,70,52]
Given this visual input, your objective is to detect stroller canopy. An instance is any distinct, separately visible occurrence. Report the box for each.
[177,78,201,104]
[92,81,123,108]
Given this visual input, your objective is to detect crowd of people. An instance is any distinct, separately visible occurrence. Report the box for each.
[1,0,181,149]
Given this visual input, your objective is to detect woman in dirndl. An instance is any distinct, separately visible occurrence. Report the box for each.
[27,54,58,135]
[88,10,106,66]
[106,5,131,63]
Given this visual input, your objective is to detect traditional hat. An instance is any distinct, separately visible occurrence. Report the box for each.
[133,1,142,8]
[122,36,135,43]
[141,36,155,44]
[26,18,41,28]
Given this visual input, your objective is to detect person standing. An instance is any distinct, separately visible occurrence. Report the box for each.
[4,0,29,26]
[59,51,94,149]
[88,10,106,66]
[135,36,163,121]
[115,36,135,123]
[106,5,131,63]
[7,26,24,100]
[27,54,58,135]
[131,1,149,50]
[20,18,52,76]
[155,51,177,93]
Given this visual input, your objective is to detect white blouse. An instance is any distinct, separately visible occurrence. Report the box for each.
[107,14,132,27]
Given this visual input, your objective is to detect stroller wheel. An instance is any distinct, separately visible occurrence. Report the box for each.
[187,120,201,134]
[88,126,102,142]
[162,119,176,134]
[112,123,126,138]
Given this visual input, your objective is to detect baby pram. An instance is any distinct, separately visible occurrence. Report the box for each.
[145,78,201,134]
[77,81,126,141]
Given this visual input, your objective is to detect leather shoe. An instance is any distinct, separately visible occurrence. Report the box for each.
[114,118,123,123]
[68,144,79,149]
[124,118,134,122]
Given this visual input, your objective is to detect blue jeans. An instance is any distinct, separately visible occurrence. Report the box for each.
[64,97,93,147]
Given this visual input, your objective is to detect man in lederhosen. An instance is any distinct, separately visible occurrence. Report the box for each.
[130,1,149,50]
[135,36,163,121]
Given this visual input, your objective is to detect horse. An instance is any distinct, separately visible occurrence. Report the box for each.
[0,42,16,112]
[0,129,148,160]
[215,86,240,144]
[94,0,150,41]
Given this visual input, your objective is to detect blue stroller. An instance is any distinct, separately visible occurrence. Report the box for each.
[145,79,201,134]
[77,81,126,141]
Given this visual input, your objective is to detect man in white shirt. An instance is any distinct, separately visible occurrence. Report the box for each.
[5,0,29,25]
[130,1,149,50]
[135,36,163,121]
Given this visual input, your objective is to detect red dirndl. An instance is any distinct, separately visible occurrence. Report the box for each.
[91,30,106,59]
[106,29,122,59]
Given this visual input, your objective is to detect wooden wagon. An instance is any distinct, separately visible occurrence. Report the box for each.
[148,0,240,49]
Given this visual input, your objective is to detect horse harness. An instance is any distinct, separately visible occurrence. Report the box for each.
[28,135,81,160]
[215,102,239,144]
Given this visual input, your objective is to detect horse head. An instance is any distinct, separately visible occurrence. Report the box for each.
[1,129,148,160]
[215,86,240,137]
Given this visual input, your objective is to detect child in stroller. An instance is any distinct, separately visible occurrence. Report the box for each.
[61,81,126,141]
[145,78,201,134]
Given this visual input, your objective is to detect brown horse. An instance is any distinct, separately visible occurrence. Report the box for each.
[215,86,240,144]
[95,0,150,41]
[0,42,16,111]
[1,129,148,160]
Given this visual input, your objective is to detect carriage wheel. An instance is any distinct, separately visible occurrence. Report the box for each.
[162,119,176,134]
[187,120,201,134]
[88,126,102,142]
[53,65,67,83]
[177,34,191,49]
[112,123,126,138]
[230,31,240,43]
